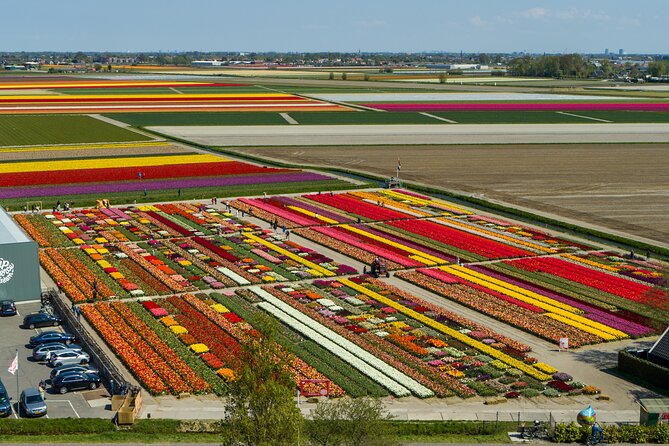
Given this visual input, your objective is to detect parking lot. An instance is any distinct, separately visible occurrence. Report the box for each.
[0,300,111,418]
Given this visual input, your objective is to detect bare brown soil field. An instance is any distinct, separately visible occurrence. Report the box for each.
[232,143,669,244]
[0,144,190,161]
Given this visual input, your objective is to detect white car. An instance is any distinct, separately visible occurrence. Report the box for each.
[49,350,90,367]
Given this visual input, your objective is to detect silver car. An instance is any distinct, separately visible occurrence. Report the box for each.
[49,350,90,367]
[19,387,47,417]
[33,343,82,361]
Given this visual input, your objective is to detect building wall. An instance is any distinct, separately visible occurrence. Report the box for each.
[0,241,41,302]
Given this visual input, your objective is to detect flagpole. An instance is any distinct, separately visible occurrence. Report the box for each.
[15,349,19,403]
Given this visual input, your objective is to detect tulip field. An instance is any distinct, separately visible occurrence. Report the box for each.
[13,186,668,401]
[0,138,351,206]
[3,74,668,405]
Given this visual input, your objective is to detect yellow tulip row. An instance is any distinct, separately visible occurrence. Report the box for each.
[437,218,555,253]
[339,224,446,265]
[0,153,229,174]
[339,278,553,381]
[561,254,619,272]
[286,205,339,224]
[244,233,335,277]
[380,190,473,215]
[543,313,619,341]
[0,81,205,89]
[12,93,297,101]
[0,140,165,153]
[442,265,628,340]
[443,265,582,314]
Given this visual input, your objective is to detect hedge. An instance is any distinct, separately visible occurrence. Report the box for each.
[618,350,669,390]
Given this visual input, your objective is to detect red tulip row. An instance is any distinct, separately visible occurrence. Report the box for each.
[0,161,291,187]
[304,193,411,221]
[388,219,534,260]
[509,257,655,304]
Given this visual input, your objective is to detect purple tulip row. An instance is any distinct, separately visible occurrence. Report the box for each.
[469,265,653,337]
[0,172,331,199]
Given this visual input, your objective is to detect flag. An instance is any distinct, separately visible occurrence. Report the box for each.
[7,351,18,375]
[397,158,401,172]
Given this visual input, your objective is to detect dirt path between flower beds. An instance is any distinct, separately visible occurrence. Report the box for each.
[227,143,669,246]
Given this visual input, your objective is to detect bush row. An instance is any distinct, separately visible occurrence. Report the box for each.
[552,422,669,443]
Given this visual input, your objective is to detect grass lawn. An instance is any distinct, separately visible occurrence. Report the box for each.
[0,115,151,146]
[106,112,290,126]
[578,110,669,122]
[108,111,446,126]
[290,111,440,125]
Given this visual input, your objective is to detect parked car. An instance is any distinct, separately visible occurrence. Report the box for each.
[49,350,90,367]
[51,372,100,394]
[19,387,46,417]
[29,331,75,347]
[23,312,61,329]
[0,300,17,317]
[0,380,11,417]
[32,343,82,361]
[50,364,98,381]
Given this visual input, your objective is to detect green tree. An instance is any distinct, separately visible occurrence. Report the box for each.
[306,397,397,446]
[329,72,335,80]
[222,315,303,446]
[648,61,667,77]
[341,72,347,80]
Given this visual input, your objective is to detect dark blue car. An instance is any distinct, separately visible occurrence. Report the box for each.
[0,300,16,317]
[23,312,61,329]
[29,331,75,347]
[0,380,11,417]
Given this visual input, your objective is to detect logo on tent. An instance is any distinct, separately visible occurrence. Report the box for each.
[0,258,15,284]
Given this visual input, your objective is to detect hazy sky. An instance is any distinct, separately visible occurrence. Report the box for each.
[2,0,666,53]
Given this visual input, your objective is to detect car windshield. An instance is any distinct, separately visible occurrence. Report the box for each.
[25,395,43,404]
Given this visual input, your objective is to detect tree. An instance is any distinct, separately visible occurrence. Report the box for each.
[648,61,667,77]
[222,315,303,446]
[341,72,347,80]
[306,397,397,446]
[329,72,335,80]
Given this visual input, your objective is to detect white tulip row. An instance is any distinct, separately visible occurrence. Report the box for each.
[252,287,434,398]
[216,267,251,285]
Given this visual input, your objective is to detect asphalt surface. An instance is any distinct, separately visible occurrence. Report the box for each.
[151,123,669,146]
[0,300,111,419]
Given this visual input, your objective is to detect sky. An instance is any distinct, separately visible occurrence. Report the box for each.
[1,0,667,54]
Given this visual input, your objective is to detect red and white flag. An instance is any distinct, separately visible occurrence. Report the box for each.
[7,351,18,375]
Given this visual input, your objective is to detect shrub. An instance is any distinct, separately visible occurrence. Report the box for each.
[543,388,560,397]
[520,388,540,398]
[650,423,669,443]
[552,423,587,443]
[620,425,650,444]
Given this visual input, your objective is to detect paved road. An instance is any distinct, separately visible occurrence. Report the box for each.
[150,123,669,146]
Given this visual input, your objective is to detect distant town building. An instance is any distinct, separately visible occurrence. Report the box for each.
[604,48,609,55]
[107,56,136,64]
[192,60,225,67]
[619,49,624,55]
